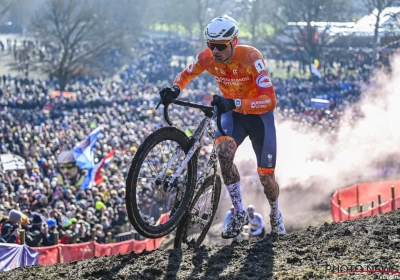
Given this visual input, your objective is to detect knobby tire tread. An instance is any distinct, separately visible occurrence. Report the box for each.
[126,126,197,238]
[174,175,222,248]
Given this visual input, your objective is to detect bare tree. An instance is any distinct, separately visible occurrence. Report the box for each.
[153,0,212,39]
[26,0,130,90]
[0,0,14,21]
[273,0,350,72]
[362,0,400,64]
[233,0,269,45]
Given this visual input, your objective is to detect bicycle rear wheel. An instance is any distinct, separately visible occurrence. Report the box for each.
[126,127,197,238]
[174,175,221,248]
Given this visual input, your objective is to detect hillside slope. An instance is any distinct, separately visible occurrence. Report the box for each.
[2,209,400,280]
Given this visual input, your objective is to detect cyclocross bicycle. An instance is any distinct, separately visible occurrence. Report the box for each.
[126,97,225,248]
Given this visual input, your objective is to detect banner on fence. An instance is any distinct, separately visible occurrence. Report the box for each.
[8,213,170,270]
[0,244,38,271]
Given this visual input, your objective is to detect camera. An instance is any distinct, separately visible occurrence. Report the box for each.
[9,224,19,232]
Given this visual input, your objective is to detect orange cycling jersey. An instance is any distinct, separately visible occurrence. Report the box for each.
[173,45,276,114]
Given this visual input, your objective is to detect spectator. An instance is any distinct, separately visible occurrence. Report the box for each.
[1,209,29,244]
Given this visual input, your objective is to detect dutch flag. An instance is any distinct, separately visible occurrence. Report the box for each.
[73,127,103,170]
[80,149,114,190]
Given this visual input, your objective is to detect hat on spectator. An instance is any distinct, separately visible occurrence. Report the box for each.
[78,200,87,207]
[32,214,43,226]
[63,218,77,228]
[47,218,56,227]
[9,209,29,224]
[57,150,75,164]
[95,201,105,210]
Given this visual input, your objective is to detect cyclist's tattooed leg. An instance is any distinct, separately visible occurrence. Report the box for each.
[259,173,280,217]
[217,140,240,185]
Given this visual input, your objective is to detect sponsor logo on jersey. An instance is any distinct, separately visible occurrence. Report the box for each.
[267,154,273,167]
[256,74,272,88]
[250,99,271,109]
[213,76,250,85]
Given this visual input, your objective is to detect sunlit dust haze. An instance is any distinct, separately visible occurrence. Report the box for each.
[217,53,400,233]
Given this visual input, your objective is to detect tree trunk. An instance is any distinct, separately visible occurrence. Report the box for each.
[59,74,68,91]
[251,21,256,45]
[372,13,381,66]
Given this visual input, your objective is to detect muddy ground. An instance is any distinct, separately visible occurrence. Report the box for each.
[2,209,400,279]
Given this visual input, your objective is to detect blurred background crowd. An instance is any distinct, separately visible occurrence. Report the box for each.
[0,35,387,246]
[0,0,399,247]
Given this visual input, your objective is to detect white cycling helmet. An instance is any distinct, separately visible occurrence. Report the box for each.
[247,204,255,214]
[204,15,239,42]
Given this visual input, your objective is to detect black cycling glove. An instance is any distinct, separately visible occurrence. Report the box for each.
[211,95,236,113]
[159,85,180,105]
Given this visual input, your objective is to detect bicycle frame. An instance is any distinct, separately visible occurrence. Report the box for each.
[155,113,218,194]
[153,99,224,195]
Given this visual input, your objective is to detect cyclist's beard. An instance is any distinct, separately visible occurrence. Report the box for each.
[213,45,234,64]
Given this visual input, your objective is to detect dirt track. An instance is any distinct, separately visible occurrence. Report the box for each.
[2,209,400,279]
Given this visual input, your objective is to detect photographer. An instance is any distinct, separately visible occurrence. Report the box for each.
[0,209,28,244]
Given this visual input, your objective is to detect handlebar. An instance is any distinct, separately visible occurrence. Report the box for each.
[155,98,226,136]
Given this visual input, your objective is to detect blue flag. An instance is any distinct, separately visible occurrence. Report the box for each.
[80,166,95,190]
[73,127,102,170]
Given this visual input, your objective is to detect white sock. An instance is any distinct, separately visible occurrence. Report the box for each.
[226,182,243,213]
[269,198,280,218]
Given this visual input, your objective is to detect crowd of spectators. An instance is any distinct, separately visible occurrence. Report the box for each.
[0,34,395,247]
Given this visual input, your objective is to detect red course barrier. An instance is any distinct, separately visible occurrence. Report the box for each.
[31,244,61,266]
[331,180,400,222]
[32,213,169,265]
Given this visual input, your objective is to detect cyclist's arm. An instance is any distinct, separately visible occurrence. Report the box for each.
[250,214,265,236]
[173,50,210,91]
[236,49,276,114]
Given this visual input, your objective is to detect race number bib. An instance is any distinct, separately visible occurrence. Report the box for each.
[253,59,266,73]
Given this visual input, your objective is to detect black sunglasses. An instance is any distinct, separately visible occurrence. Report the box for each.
[207,42,230,51]
[206,37,235,52]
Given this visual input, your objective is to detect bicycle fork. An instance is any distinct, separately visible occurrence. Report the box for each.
[153,138,201,192]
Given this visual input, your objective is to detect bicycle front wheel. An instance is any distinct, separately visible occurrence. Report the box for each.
[174,175,222,248]
[126,127,197,238]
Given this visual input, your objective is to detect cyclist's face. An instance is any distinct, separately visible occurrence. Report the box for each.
[208,41,235,63]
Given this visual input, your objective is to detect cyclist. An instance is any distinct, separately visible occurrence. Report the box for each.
[246,205,266,238]
[159,15,286,239]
